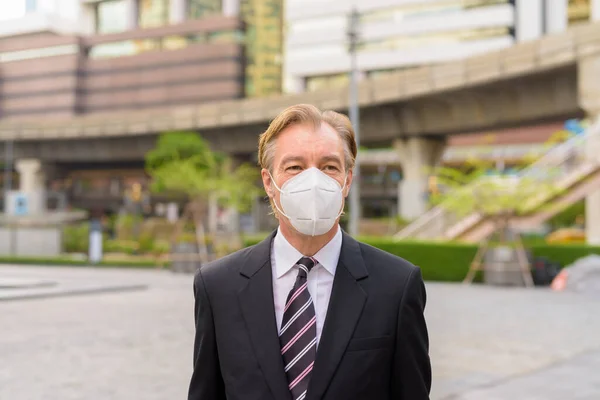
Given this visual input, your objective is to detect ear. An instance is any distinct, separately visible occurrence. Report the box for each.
[261,168,275,198]
[343,169,354,198]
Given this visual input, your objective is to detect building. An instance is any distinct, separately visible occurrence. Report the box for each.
[0,0,597,230]
[0,0,283,219]
[0,0,85,36]
[281,0,600,219]
[283,0,600,93]
[0,1,283,99]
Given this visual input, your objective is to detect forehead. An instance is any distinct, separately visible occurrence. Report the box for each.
[274,122,343,156]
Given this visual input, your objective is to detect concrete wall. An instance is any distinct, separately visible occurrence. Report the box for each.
[0,227,62,257]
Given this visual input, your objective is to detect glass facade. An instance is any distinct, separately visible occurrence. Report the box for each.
[90,0,284,97]
[357,26,511,52]
[25,0,37,12]
[138,0,170,28]
[240,0,283,97]
[569,0,591,25]
[306,73,348,92]
[358,0,509,24]
[96,0,129,34]
[294,0,513,93]
[189,0,222,18]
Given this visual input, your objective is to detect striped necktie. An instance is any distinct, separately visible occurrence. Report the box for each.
[279,256,317,400]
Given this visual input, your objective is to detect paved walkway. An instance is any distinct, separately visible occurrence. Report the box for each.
[2,265,599,400]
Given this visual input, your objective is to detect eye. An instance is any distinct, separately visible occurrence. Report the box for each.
[286,165,302,172]
[324,165,339,172]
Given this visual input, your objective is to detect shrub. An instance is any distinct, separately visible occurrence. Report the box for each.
[104,239,139,255]
[242,235,477,282]
[0,255,161,268]
[529,243,600,267]
[547,200,585,230]
[152,240,171,256]
[242,234,600,282]
[138,233,155,254]
[63,223,89,253]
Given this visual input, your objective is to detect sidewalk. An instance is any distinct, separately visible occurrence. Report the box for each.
[1,265,599,400]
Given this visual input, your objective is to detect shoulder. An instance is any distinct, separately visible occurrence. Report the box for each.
[357,240,420,283]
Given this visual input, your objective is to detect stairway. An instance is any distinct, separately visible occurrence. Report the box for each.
[395,119,600,242]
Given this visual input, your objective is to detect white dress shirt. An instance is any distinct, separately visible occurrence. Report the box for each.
[271,226,342,347]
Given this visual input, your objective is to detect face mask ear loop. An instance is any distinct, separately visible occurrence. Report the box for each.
[268,170,284,193]
[334,173,349,220]
[268,171,292,220]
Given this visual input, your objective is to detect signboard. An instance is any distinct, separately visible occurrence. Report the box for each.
[13,193,28,216]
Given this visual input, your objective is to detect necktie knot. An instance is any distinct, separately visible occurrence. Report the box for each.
[296,257,316,278]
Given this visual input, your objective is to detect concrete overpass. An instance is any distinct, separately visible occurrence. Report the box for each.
[2,22,600,218]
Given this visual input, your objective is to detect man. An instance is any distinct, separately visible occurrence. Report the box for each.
[188,104,431,400]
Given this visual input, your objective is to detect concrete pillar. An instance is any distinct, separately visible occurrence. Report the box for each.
[170,0,187,23]
[17,159,45,193]
[14,159,46,215]
[578,54,600,244]
[283,75,306,94]
[222,0,240,17]
[394,138,446,220]
[79,3,96,34]
[593,0,600,21]
[585,133,600,245]
[544,0,568,34]
[125,0,138,30]
[515,0,543,41]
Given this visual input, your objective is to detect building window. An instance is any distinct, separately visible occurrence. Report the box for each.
[189,0,222,19]
[568,0,591,25]
[359,0,510,24]
[241,0,284,97]
[96,0,129,34]
[356,26,511,52]
[139,0,170,28]
[305,73,348,92]
[25,0,37,12]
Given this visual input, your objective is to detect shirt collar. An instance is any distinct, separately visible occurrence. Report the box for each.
[273,225,342,278]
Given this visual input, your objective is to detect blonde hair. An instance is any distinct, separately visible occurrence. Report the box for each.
[258,104,357,173]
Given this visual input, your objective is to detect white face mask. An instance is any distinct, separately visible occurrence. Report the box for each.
[269,167,347,236]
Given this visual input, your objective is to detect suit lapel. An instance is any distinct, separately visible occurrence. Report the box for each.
[238,231,292,400]
[307,231,368,400]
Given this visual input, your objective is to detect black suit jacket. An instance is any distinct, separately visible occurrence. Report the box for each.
[188,230,431,400]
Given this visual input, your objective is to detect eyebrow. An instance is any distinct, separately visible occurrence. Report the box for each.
[280,155,306,165]
[280,155,343,166]
[320,155,343,164]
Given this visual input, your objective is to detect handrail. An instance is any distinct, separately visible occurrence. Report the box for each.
[395,117,600,240]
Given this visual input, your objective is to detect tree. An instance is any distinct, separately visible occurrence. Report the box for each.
[429,156,563,286]
[145,131,261,263]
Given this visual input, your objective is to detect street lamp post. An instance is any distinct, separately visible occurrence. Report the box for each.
[347,8,361,237]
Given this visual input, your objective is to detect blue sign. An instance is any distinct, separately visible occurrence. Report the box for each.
[13,193,28,216]
[564,119,587,135]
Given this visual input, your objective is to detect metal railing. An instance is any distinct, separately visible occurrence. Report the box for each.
[395,118,600,240]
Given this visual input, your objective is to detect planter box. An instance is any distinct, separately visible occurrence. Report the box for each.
[484,246,530,286]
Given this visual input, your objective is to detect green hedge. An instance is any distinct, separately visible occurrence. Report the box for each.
[5,236,599,279]
[0,256,163,268]
[530,243,600,267]
[242,236,477,282]
[242,236,600,282]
